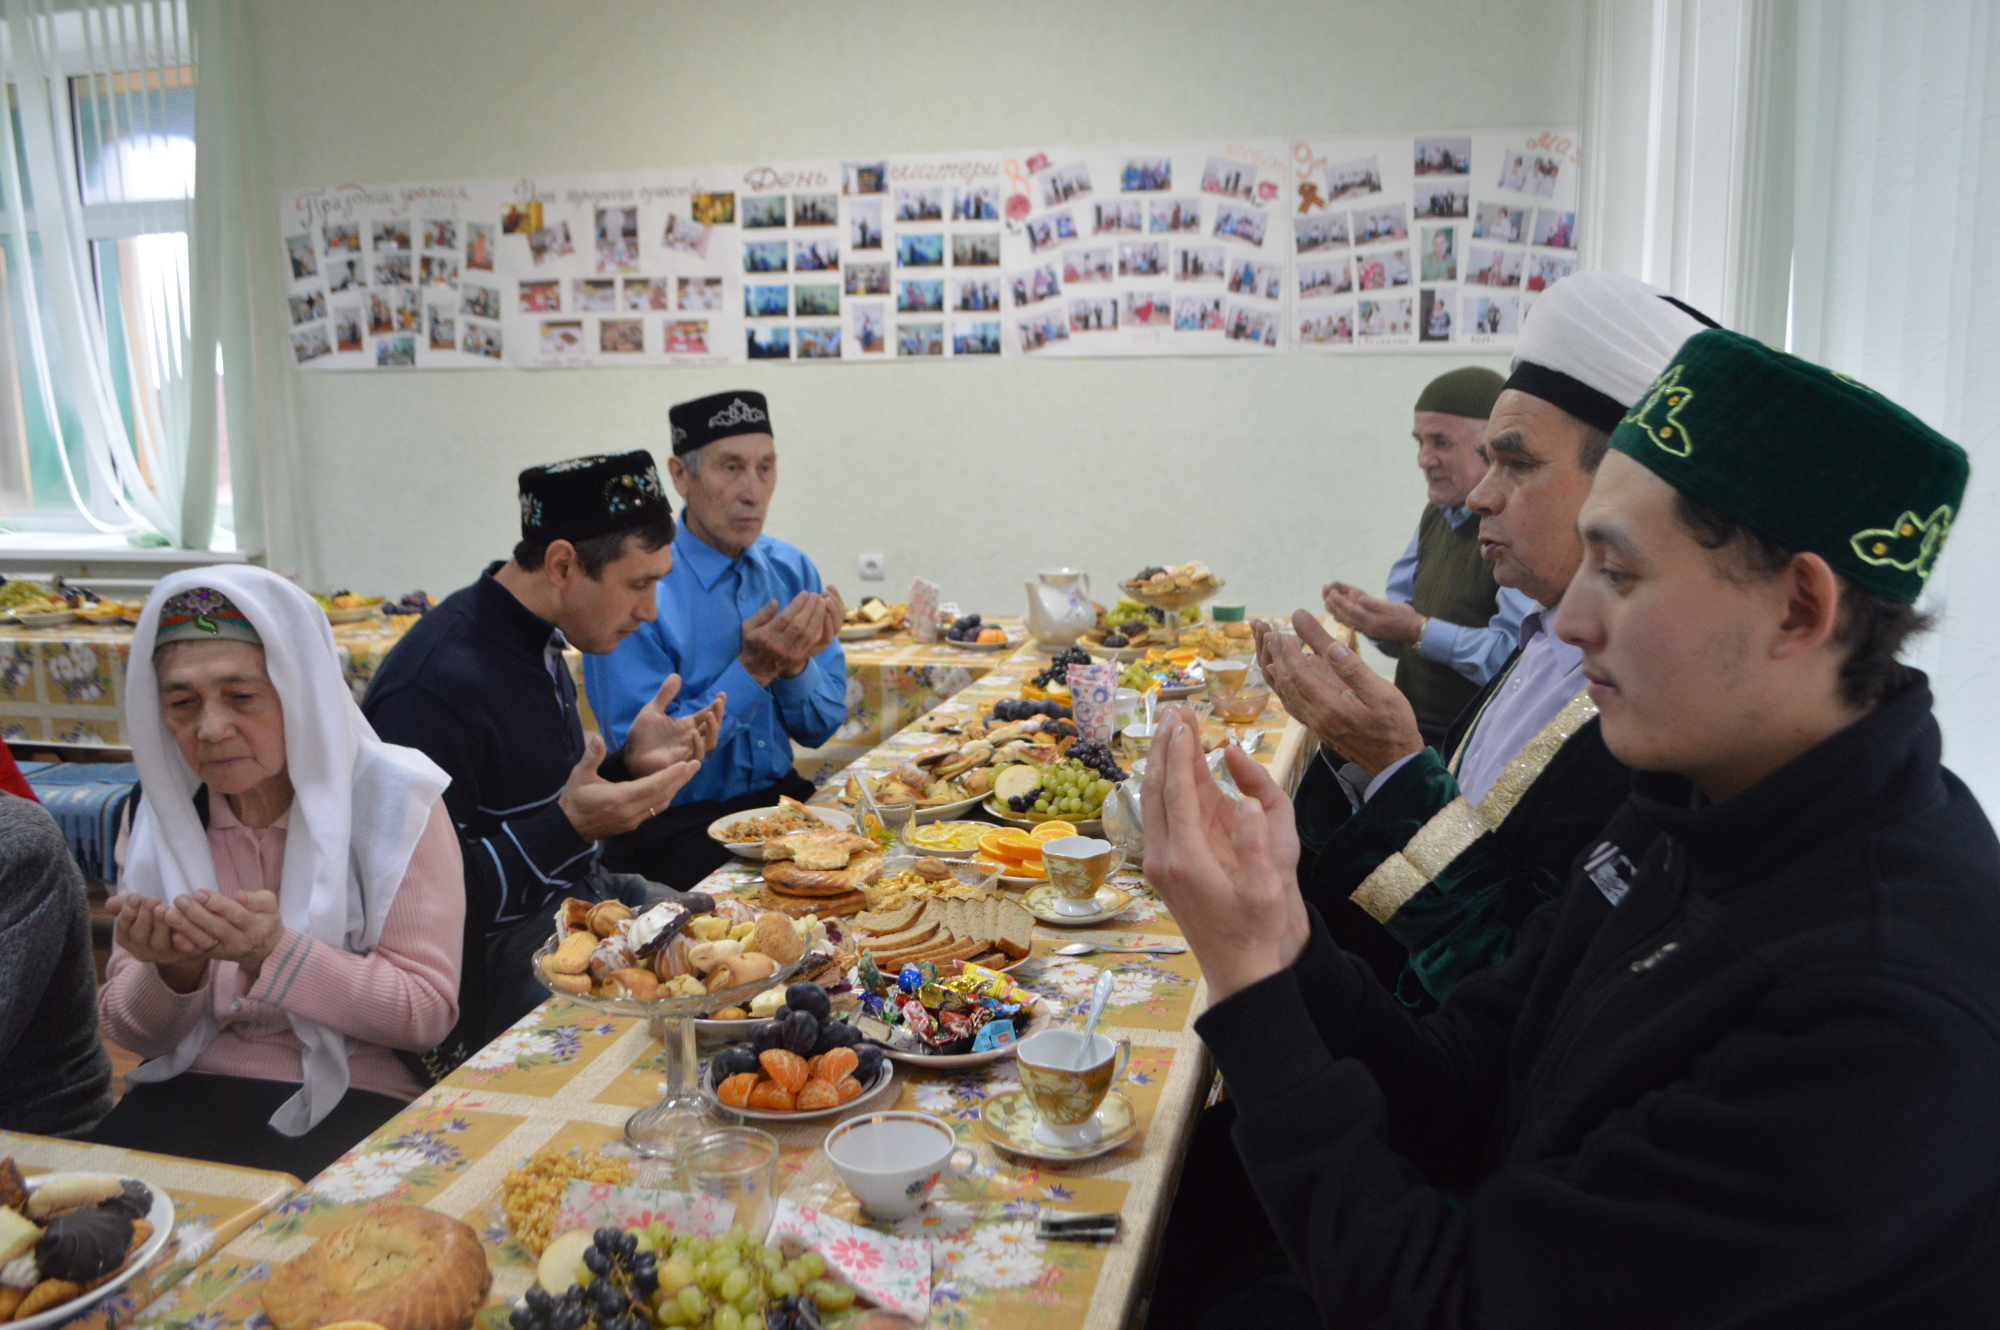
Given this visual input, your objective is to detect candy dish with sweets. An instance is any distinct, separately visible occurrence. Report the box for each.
[849,959,1046,1066]
[0,1163,174,1330]
[706,799,857,861]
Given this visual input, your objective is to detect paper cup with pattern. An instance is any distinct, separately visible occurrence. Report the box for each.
[1068,661,1118,745]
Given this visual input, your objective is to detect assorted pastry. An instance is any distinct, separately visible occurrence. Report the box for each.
[863,857,992,905]
[539,895,819,1002]
[758,831,883,920]
[843,596,906,629]
[262,1205,490,1330]
[0,1161,158,1322]
[708,982,884,1113]
[1123,561,1221,599]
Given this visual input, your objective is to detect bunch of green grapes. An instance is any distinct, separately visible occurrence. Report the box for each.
[1116,660,1155,692]
[1029,756,1120,818]
[631,1224,855,1330]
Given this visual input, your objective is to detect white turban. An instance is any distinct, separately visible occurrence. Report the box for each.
[1506,272,1715,431]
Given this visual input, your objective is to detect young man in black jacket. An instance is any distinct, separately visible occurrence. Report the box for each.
[1143,330,1999,1326]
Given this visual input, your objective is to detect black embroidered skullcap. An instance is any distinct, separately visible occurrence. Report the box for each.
[668,390,773,456]
[517,450,669,543]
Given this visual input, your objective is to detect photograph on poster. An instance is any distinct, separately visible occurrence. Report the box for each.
[1298,256,1352,298]
[1294,213,1348,252]
[1213,203,1268,246]
[328,258,363,292]
[665,319,709,353]
[748,326,791,359]
[373,253,412,285]
[428,306,455,350]
[796,325,841,359]
[420,255,458,288]
[1069,295,1117,332]
[1224,302,1279,345]
[1354,205,1407,243]
[600,319,644,353]
[368,293,393,335]
[1149,198,1202,233]
[1173,294,1222,331]
[462,284,502,319]
[744,240,788,272]
[576,278,617,311]
[1176,244,1225,280]
[897,322,943,356]
[520,280,560,313]
[1463,293,1519,335]
[953,277,1000,311]
[1227,259,1282,300]
[1010,264,1060,306]
[424,218,458,250]
[953,184,999,221]
[897,278,944,312]
[1041,161,1092,206]
[324,221,360,252]
[288,290,325,325]
[1017,310,1069,352]
[1201,155,1257,201]
[375,333,415,367]
[896,233,943,267]
[372,221,410,251]
[1527,252,1575,292]
[662,214,710,258]
[895,186,943,222]
[1299,305,1354,344]
[745,283,789,318]
[286,234,317,279]
[1420,287,1454,341]
[623,277,671,310]
[845,262,891,295]
[678,275,723,309]
[1123,157,1171,191]
[1415,137,1471,176]
[796,283,840,316]
[1415,180,1468,219]
[954,319,1001,354]
[393,288,421,331]
[1466,245,1522,287]
[596,205,640,272]
[849,198,883,250]
[1324,155,1382,201]
[1420,227,1456,281]
[1063,247,1113,283]
[1025,208,1077,253]
[1094,199,1142,234]
[1531,208,1576,249]
[463,321,502,359]
[853,301,885,353]
[334,306,362,352]
[1356,248,1411,290]
[742,195,788,229]
[844,160,886,195]
[501,201,543,235]
[794,193,837,226]
[1473,202,1526,242]
[794,238,839,271]
[1357,297,1412,338]
[691,192,736,224]
[1119,240,1165,277]
[466,223,494,270]
[528,222,574,265]
[1496,153,1561,197]
[952,233,1000,266]
[1123,289,1169,326]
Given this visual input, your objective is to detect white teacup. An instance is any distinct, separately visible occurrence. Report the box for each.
[823,1111,978,1220]
[1016,1029,1130,1147]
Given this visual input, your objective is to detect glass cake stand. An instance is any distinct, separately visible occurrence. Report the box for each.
[532,935,804,1162]
[1121,578,1225,646]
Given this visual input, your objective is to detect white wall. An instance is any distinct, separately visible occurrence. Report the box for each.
[237,0,1584,623]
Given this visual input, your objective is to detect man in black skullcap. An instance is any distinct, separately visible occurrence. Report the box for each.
[365,451,724,1066]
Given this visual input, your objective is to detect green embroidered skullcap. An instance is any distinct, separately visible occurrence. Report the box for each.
[1610,329,1968,604]
[1413,366,1505,420]
[155,586,263,646]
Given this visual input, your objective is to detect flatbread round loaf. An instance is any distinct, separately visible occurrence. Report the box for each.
[756,884,865,918]
[262,1205,490,1330]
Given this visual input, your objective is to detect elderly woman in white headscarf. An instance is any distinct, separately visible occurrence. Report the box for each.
[88,568,463,1177]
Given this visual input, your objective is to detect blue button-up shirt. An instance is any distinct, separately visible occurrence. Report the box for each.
[1379,505,1534,687]
[582,525,847,806]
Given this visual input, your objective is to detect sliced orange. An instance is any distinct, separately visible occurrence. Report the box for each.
[978,830,1040,861]
[1028,820,1077,842]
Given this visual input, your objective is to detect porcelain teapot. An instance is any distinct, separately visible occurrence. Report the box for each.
[1025,568,1095,647]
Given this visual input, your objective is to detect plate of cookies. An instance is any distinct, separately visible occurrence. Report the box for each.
[0,1162,174,1330]
[533,895,811,1012]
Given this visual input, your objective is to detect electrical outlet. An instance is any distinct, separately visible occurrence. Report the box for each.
[858,552,886,581]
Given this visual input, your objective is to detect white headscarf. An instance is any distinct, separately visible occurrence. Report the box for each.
[120,567,450,1136]
[1510,271,1713,420]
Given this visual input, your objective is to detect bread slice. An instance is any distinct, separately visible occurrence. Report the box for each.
[856,915,939,952]
[993,898,1035,961]
[853,900,924,934]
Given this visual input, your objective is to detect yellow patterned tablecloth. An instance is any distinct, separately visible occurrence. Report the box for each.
[0,1131,299,1330]
[131,662,1309,1330]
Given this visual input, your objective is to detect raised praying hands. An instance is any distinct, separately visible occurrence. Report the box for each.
[738,587,844,687]
[623,672,725,778]
[1255,611,1426,777]
[560,733,699,840]
[1322,581,1425,646]
[106,888,284,990]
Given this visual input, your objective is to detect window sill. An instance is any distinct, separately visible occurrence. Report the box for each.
[0,531,248,580]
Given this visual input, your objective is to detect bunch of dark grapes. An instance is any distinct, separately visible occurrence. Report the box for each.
[1069,740,1127,784]
[1032,646,1092,689]
[383,589,432,616]
[512,1228,657,1330]
[944,613,982,642]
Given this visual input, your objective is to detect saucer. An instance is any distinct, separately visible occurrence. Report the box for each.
[981,1090,1137,1162]
[1023,884,1134,927]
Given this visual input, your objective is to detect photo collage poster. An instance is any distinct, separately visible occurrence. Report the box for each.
[278,127,1576,370]
[1289,129,1581,352]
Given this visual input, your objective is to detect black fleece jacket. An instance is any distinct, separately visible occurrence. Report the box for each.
[1197,677,2000,1327]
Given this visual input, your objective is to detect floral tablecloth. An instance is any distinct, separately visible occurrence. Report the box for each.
[0,1131,299,1330]
[128,653,1310,1330]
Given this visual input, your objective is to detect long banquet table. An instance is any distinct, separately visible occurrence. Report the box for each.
[130,636,1311,1330]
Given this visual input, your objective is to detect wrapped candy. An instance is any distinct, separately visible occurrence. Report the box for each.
[897,964,923,995]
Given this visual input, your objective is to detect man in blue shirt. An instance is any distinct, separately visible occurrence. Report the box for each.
[585,390,847,888]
